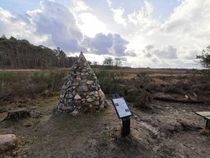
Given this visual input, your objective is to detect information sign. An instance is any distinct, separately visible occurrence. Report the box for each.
[112,97,132,119]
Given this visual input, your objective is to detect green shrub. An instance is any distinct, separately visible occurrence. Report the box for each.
[0,70,68,102]
[125,72,153,109]
[96,70,123,96]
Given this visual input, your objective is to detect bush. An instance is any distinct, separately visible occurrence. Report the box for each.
[126,88,152,109]
[125,72,153,109]
[96,69,124,96]
[0,70,67,102]
[96,69,153,109]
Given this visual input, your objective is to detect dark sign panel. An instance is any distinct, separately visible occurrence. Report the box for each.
[112,97,132,119]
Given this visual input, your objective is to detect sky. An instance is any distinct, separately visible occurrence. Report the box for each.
[0,0,210,68]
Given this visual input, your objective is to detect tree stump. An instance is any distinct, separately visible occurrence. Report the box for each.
[4,108,30,121]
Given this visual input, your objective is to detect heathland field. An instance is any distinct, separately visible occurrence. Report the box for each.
[1,68,210,157]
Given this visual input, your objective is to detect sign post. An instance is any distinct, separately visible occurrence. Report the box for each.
[111,94,132,137]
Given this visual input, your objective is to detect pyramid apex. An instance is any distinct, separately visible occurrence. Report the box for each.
[79,51,84,57]
[78,51,87,63]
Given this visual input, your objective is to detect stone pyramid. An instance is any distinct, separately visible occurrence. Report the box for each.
[57,52,105,114]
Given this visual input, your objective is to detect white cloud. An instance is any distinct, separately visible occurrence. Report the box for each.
[83,33,129,56]
[158,0,210,67]
[115,0,210,68]
[143,45,178,59]
[0,7,12,19]
[111,8,126,26]
[72,0,108,38]
[26,1,84,51]
[72,0,90,13]
[0,1,129,57]
[0,7,48,45]
[128,1,154,26]
[106,0,126,26]
[76,13,108,38]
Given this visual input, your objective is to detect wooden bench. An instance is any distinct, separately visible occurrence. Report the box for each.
[195,111,210,129]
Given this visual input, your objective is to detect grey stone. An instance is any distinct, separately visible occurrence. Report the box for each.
[78,85,88,92]
[74,94,81,100]
[94,91,99,97]
[87,97,94,102]
[61,106,74,113]
[93,101,100,106]
[66,93,73,99]
[71,110,79,116]
[89,92,95,96]
[76,76,81,80]
[87,80,94,85]
[0,134,17,152]
[72,81,79,86]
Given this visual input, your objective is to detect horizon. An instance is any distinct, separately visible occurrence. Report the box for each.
[0,0,209,68]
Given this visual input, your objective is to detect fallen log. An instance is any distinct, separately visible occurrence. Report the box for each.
[153,93,203,104]
[154,96,203,103]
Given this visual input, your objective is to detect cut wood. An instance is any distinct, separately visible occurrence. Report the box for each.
[4,108,30,121]
[195,111,210,129]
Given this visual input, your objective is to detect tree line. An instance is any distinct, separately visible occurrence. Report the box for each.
[0,35,77,68]
[1,34,209,70]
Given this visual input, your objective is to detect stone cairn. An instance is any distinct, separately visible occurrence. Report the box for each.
[57,52,105,114]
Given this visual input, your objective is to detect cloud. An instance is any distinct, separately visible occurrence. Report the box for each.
[83,33,129,56]
[143,45,178,59]
[86,33,113,54]
[0,7,48,45]
[121,0,210,68]
[0,0,128,57]
[128,1,154,25]
[26,1,84,52]
[106,0,126,26]
[155,46,178,59]
[125,50,136,57]
[0,1,86,52]
[112,8,126,26]
[72,0,90,13]
[160,0,210,48]
[127,1,160,32]
[72,0,108,37]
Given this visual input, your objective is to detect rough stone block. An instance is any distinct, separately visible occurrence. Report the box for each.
[0,134,17,152]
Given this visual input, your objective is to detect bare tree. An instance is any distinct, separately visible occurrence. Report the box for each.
[197,45,210,68]
[93,61,98,66]
[114,58,122,68]
[103,57,113,67]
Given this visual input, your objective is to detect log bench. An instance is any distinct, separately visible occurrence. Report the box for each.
[195,111,210,129]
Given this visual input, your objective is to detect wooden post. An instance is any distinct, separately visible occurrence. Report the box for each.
[122,117,130,137]
[206,119,210,129]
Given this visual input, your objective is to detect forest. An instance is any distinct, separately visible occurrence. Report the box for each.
[0,35,76,68]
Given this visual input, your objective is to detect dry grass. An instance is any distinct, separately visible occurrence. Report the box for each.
[1,68,210,104]
[0,69,68,102]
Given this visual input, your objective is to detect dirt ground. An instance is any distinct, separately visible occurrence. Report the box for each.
[1,96,210,158]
